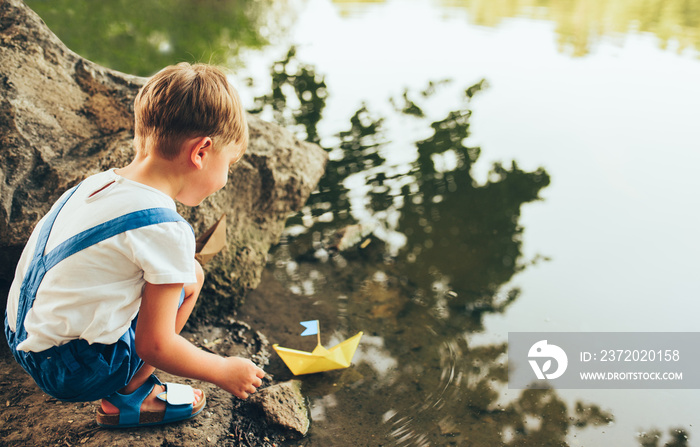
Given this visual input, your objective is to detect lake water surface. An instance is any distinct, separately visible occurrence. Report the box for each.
[234,1,700,445]
[27,0,700,445]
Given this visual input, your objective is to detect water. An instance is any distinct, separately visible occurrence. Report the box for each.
[25,0,700,445]
[235,1,700,445]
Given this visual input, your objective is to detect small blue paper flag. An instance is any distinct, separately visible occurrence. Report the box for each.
[300,320,319,336]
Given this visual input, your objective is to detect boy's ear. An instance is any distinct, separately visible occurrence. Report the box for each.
[189,137,213,170]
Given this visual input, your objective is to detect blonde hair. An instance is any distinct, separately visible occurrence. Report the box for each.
[134,63,248,159]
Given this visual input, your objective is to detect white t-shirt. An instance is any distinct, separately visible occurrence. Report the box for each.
[6,169,197,352]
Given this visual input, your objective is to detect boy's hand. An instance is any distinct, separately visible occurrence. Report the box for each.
[218,357,266,399]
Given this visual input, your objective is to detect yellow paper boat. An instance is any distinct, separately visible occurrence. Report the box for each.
[273,331,363,375]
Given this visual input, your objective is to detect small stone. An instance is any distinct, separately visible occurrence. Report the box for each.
[250,380,309,435]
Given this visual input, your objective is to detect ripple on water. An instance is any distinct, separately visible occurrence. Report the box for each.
[380,335,464,446]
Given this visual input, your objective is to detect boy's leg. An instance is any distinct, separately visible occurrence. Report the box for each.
[102,261,205,414]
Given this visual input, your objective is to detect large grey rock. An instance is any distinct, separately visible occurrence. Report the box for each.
[0,0,327,316]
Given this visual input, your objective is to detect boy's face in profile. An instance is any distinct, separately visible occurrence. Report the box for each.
[178,140,246,206]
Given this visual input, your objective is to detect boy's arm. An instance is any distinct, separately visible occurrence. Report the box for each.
[134,282,265,399]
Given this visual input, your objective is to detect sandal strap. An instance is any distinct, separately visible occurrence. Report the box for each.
[157,382,195,405]
[158,382,195,423]
[103,375,161,426]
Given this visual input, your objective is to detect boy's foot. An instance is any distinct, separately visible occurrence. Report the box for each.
[96,375,206,427]
[100,383,204,415]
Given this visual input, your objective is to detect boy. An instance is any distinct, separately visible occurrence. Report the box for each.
[4,63,265,427]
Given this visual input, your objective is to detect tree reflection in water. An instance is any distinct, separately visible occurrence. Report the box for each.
[435,0,700,57]
[638,427,690,447]
[251,49,624,446]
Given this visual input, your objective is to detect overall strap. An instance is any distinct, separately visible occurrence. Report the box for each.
[35,185,81,261]
[14,184,81,341]
[14,186,191,343]
[41,208,191,272]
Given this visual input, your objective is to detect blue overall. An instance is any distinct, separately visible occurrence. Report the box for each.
[4,184,191,402]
